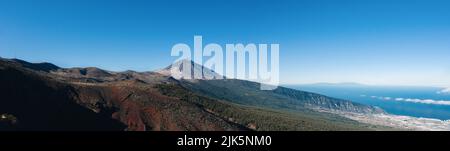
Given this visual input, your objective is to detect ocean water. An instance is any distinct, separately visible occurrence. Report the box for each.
[286,84,450,120]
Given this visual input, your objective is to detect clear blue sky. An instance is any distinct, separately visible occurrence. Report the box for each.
[1,0,450,86]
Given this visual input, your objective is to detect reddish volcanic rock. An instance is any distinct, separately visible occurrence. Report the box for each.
[0,58,246,131]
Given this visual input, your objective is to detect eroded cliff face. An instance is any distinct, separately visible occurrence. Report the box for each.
[272,87,385,114]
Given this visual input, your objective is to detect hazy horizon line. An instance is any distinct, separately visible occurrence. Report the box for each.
[3,56,448,88]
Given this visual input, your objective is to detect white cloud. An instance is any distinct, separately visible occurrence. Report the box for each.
[437,88,450,94]
[366,95,450,106]
[395,98,404,101]
[401,98,450,106]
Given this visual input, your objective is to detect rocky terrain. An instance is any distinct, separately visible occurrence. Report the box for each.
[0,57,389,131]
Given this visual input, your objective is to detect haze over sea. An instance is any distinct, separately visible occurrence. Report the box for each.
[287,83,450,120]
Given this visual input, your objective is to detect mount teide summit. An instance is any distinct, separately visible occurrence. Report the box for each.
[0,57,385,131]
[159,60,383,114]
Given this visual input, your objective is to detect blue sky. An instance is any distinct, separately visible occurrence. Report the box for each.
[1,0,450,86]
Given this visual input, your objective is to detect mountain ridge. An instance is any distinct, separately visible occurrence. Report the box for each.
[0,57,387,131]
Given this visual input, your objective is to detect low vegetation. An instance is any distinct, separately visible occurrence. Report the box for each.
[156,84,375,131]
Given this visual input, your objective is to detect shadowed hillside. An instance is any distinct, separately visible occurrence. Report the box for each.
[0,58,389,131]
